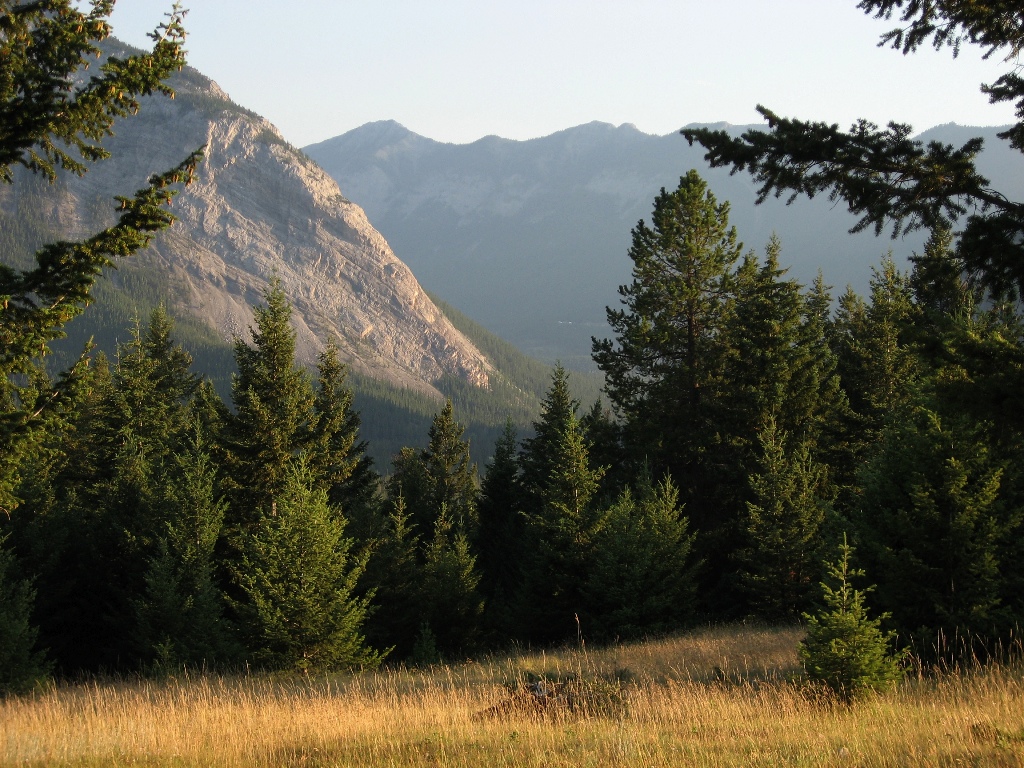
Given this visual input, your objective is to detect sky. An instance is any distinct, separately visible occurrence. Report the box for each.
[105,1,1017,148]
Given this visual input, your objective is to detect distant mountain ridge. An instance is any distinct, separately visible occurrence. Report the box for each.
[306,120,1024,366]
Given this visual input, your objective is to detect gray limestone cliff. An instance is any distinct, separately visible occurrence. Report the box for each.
[1,47,492,398]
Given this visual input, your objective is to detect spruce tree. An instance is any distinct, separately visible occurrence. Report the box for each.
[359,495,423,658]
[308,340,376,516]
[580,399,627,500]
[584,472,697,641]
[134,421,232,670]
[222,279,315,528]
[232,460,380,673]
[799,535,904,702]
[855,406,1014,656]
[421,400,477,533]
[475,420,525,635]
[418,506,485,656]
[9,355,118,672]
[735,417,829,622]
[519,399,606,643]
[519,364,579,512]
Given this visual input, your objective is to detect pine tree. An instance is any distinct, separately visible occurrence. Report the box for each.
[592,170,742,537]
[799,535,905,702]
[232,460,380,673]
[475,420,525,635]
[735,417,829,622]
[308,340,376,515]
[222,280,315,527]
[418,506,485,656]
[584,472,697,641]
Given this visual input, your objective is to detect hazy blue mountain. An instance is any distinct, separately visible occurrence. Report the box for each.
[306,120,1024,367]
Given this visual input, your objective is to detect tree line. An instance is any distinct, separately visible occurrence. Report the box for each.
[5,164,1024,690]
[5,0,1024,694]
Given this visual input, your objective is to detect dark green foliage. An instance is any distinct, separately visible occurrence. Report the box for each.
[736,418,829,622]
[134,422,232,670]
[222,280,315,526]
[359,495,422,658]
[0,1,202,514]
[308,340,377,515]
[374,401,483,659]
[518,377,606,643]
[584,473,697,641]
[422,400,478,532]
[0,535,50,695]
[410,623,441,667]
[722,238,846,459]
[475,420,525,634]
[593,171,742,512]
[519,363,581,511]
[799,535,905,702]
[386,400,477,536]
[593,177,849,607]
[418,508,485,656]
[683,3,1024,299]
[386,447,433,535]
[855,405,1017,654]
[232,460,380,673]
[909,224,974,319]
[579,399,627,501]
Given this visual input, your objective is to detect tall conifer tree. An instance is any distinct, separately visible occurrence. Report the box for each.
[222,279,315,528]
[308,340,376,515]
[593,171,742,534]
[475,420,524,635]
[518,378,606,643]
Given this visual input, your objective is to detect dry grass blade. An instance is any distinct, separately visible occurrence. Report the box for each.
[2,624,1023,767]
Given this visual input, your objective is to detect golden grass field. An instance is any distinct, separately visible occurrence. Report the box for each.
[2,625,1023,767]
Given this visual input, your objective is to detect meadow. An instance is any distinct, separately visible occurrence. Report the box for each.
[2,625,1023,767]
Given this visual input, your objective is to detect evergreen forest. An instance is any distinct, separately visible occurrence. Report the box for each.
[4,0,1024,694]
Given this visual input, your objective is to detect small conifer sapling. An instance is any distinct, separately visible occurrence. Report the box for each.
[799,534,905,702]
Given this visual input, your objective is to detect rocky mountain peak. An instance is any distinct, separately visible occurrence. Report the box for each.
[7,44,495,398]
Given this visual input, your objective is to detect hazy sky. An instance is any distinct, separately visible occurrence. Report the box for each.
[106,1,1016,147]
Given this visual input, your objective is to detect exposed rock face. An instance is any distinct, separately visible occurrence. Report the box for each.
[6,49,492,398]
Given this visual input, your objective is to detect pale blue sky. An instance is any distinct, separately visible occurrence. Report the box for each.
[106,1,1016,147]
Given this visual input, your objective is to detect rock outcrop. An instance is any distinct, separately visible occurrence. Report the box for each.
[3,46,492,398]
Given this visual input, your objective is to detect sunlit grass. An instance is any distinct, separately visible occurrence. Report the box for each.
[3,624,1023,767]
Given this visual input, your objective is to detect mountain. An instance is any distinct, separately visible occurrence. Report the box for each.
[0,43,496,403]
[305,120,1024,367]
